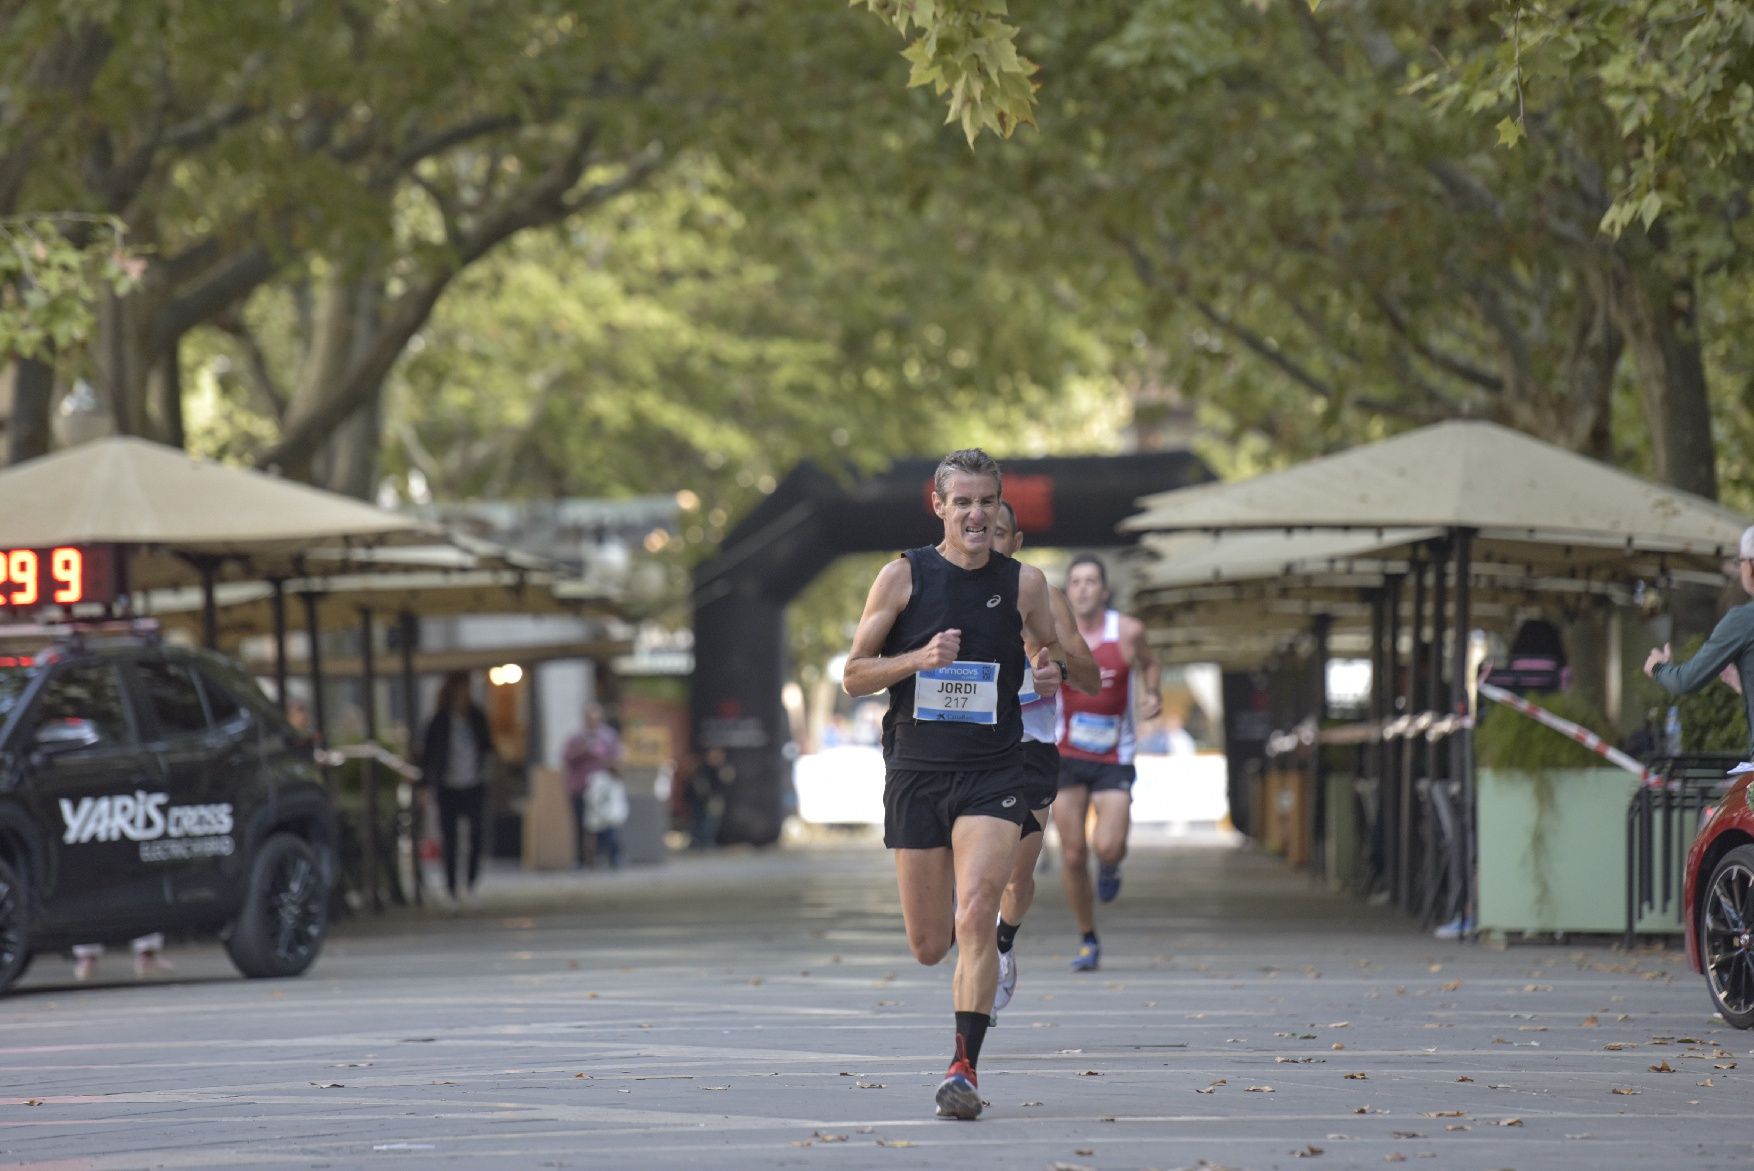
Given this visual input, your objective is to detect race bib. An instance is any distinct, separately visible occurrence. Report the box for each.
[914,661,1000,724]
[1018,675,1040,707]
[1068,711,1121,754]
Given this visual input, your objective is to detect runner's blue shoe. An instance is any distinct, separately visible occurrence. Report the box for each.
[1096,863,1122,903]
[1071,939,1100,972]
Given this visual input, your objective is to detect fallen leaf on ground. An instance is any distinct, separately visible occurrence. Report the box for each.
[1649,1061,1675,1073]
[310,1083,345,1089]
[1354,1105,1385,1114]
[1697,1078,1714,1087]
[812,1132,848,1143]
[1079,1069,1103,1077]
[1582,1015,1599,1027]
[1021,1100,1043,1106]
[1444,1124,1469,1132]
[1391,1132,1424,1139]
[703,1085,730,1091]
[1495,1118,1523,1127]
[1441,980,1463,992]
[1344,1072,1368,1080]
[1422,1110,1465,1118]
[1610,1087,1640,1095]
[1457,1075,1474,1083]
[1333,1043,1346,1050]
[1329,1021,1351,1028]
[1246,1085,1275,1093]
[1295,1146,1324,1158]
[875,1139,914,1148]
[1604,1042,1636,1051]
[1384,1155,1407,1164]
[855,1081,885,1089]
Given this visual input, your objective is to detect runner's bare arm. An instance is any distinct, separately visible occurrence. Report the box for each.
[1017,565,1066,672]
[1050,586,1100,694]
[843,558,960,697]
[1121,613,1163,720]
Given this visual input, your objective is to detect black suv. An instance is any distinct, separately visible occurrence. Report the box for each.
[0,623,335,993]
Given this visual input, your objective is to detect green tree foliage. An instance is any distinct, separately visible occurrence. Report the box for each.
[851,0,1040,144]
[0,215,139,359]
[965,1,1737,504]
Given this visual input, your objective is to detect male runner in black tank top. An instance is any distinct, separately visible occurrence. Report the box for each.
[843,448,1065,1121]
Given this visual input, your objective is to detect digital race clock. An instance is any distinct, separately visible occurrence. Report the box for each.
[0,545,117,608]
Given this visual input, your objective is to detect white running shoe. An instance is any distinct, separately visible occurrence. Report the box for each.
[993,946,1018,1014]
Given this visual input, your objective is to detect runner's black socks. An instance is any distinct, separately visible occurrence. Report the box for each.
[996,919,1020,954]
[954,1011,990,1067]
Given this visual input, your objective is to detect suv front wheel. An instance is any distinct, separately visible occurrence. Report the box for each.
[225,833,329,979]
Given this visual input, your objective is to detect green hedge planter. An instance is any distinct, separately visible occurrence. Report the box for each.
[1476,767,1682,935]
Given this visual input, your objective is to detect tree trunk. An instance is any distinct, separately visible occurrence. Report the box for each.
[287,263,388,496]
[1614,266,1718,502]
[326,399,383,500]
[156,338,186,450]
[94,287,155,440]
[6,354,55,466]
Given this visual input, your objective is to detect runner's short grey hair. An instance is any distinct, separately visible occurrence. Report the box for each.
[933,448,1002,499]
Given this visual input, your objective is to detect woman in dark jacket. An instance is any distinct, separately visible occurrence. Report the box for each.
[419,671,495,907]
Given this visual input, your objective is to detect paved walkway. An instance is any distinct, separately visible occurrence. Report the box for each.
[1,830,1747,1170]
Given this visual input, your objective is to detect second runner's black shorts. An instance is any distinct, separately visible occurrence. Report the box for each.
[1018,740,1059,838]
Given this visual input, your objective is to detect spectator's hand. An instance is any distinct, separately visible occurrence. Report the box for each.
[1643,643,1672,678]
[917,628,962,670]
[1722,664,1744,695]
[1030,648,1060,699]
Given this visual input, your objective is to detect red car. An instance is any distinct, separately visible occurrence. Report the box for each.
[1685,770,1754,1028]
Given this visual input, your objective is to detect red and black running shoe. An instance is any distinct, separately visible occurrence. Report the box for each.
[934,1039,982,1120]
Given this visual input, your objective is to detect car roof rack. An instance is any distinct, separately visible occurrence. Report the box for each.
[0,617,162,653]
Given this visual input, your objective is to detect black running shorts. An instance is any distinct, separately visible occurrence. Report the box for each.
[884,762,1031,850]
[1018,740,1059,838]
[1057,756,1136,795]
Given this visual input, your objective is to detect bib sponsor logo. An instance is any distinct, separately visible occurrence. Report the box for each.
[59,791,234,846]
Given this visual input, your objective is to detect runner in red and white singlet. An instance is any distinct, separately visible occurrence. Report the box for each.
[1054,555,1160,972]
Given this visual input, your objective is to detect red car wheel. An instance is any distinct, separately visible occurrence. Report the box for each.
[1702,843,1754,1029]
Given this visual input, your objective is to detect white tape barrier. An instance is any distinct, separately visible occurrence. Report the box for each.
[1476,681,1659,787]
[313,742,423,781]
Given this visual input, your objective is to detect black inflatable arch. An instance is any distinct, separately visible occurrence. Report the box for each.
[690,451,1210,845]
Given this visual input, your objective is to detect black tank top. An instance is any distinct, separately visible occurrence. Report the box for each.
[881,546,1025,771]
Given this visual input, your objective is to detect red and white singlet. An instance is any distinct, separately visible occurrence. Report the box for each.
[1056,609,1135,765]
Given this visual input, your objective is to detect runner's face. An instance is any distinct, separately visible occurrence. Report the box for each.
[934,472,1000,556]
[1065,563,1108,619]
[991,508,1021,556]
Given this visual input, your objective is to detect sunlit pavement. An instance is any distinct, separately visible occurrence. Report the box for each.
[2,829,1749,1171]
